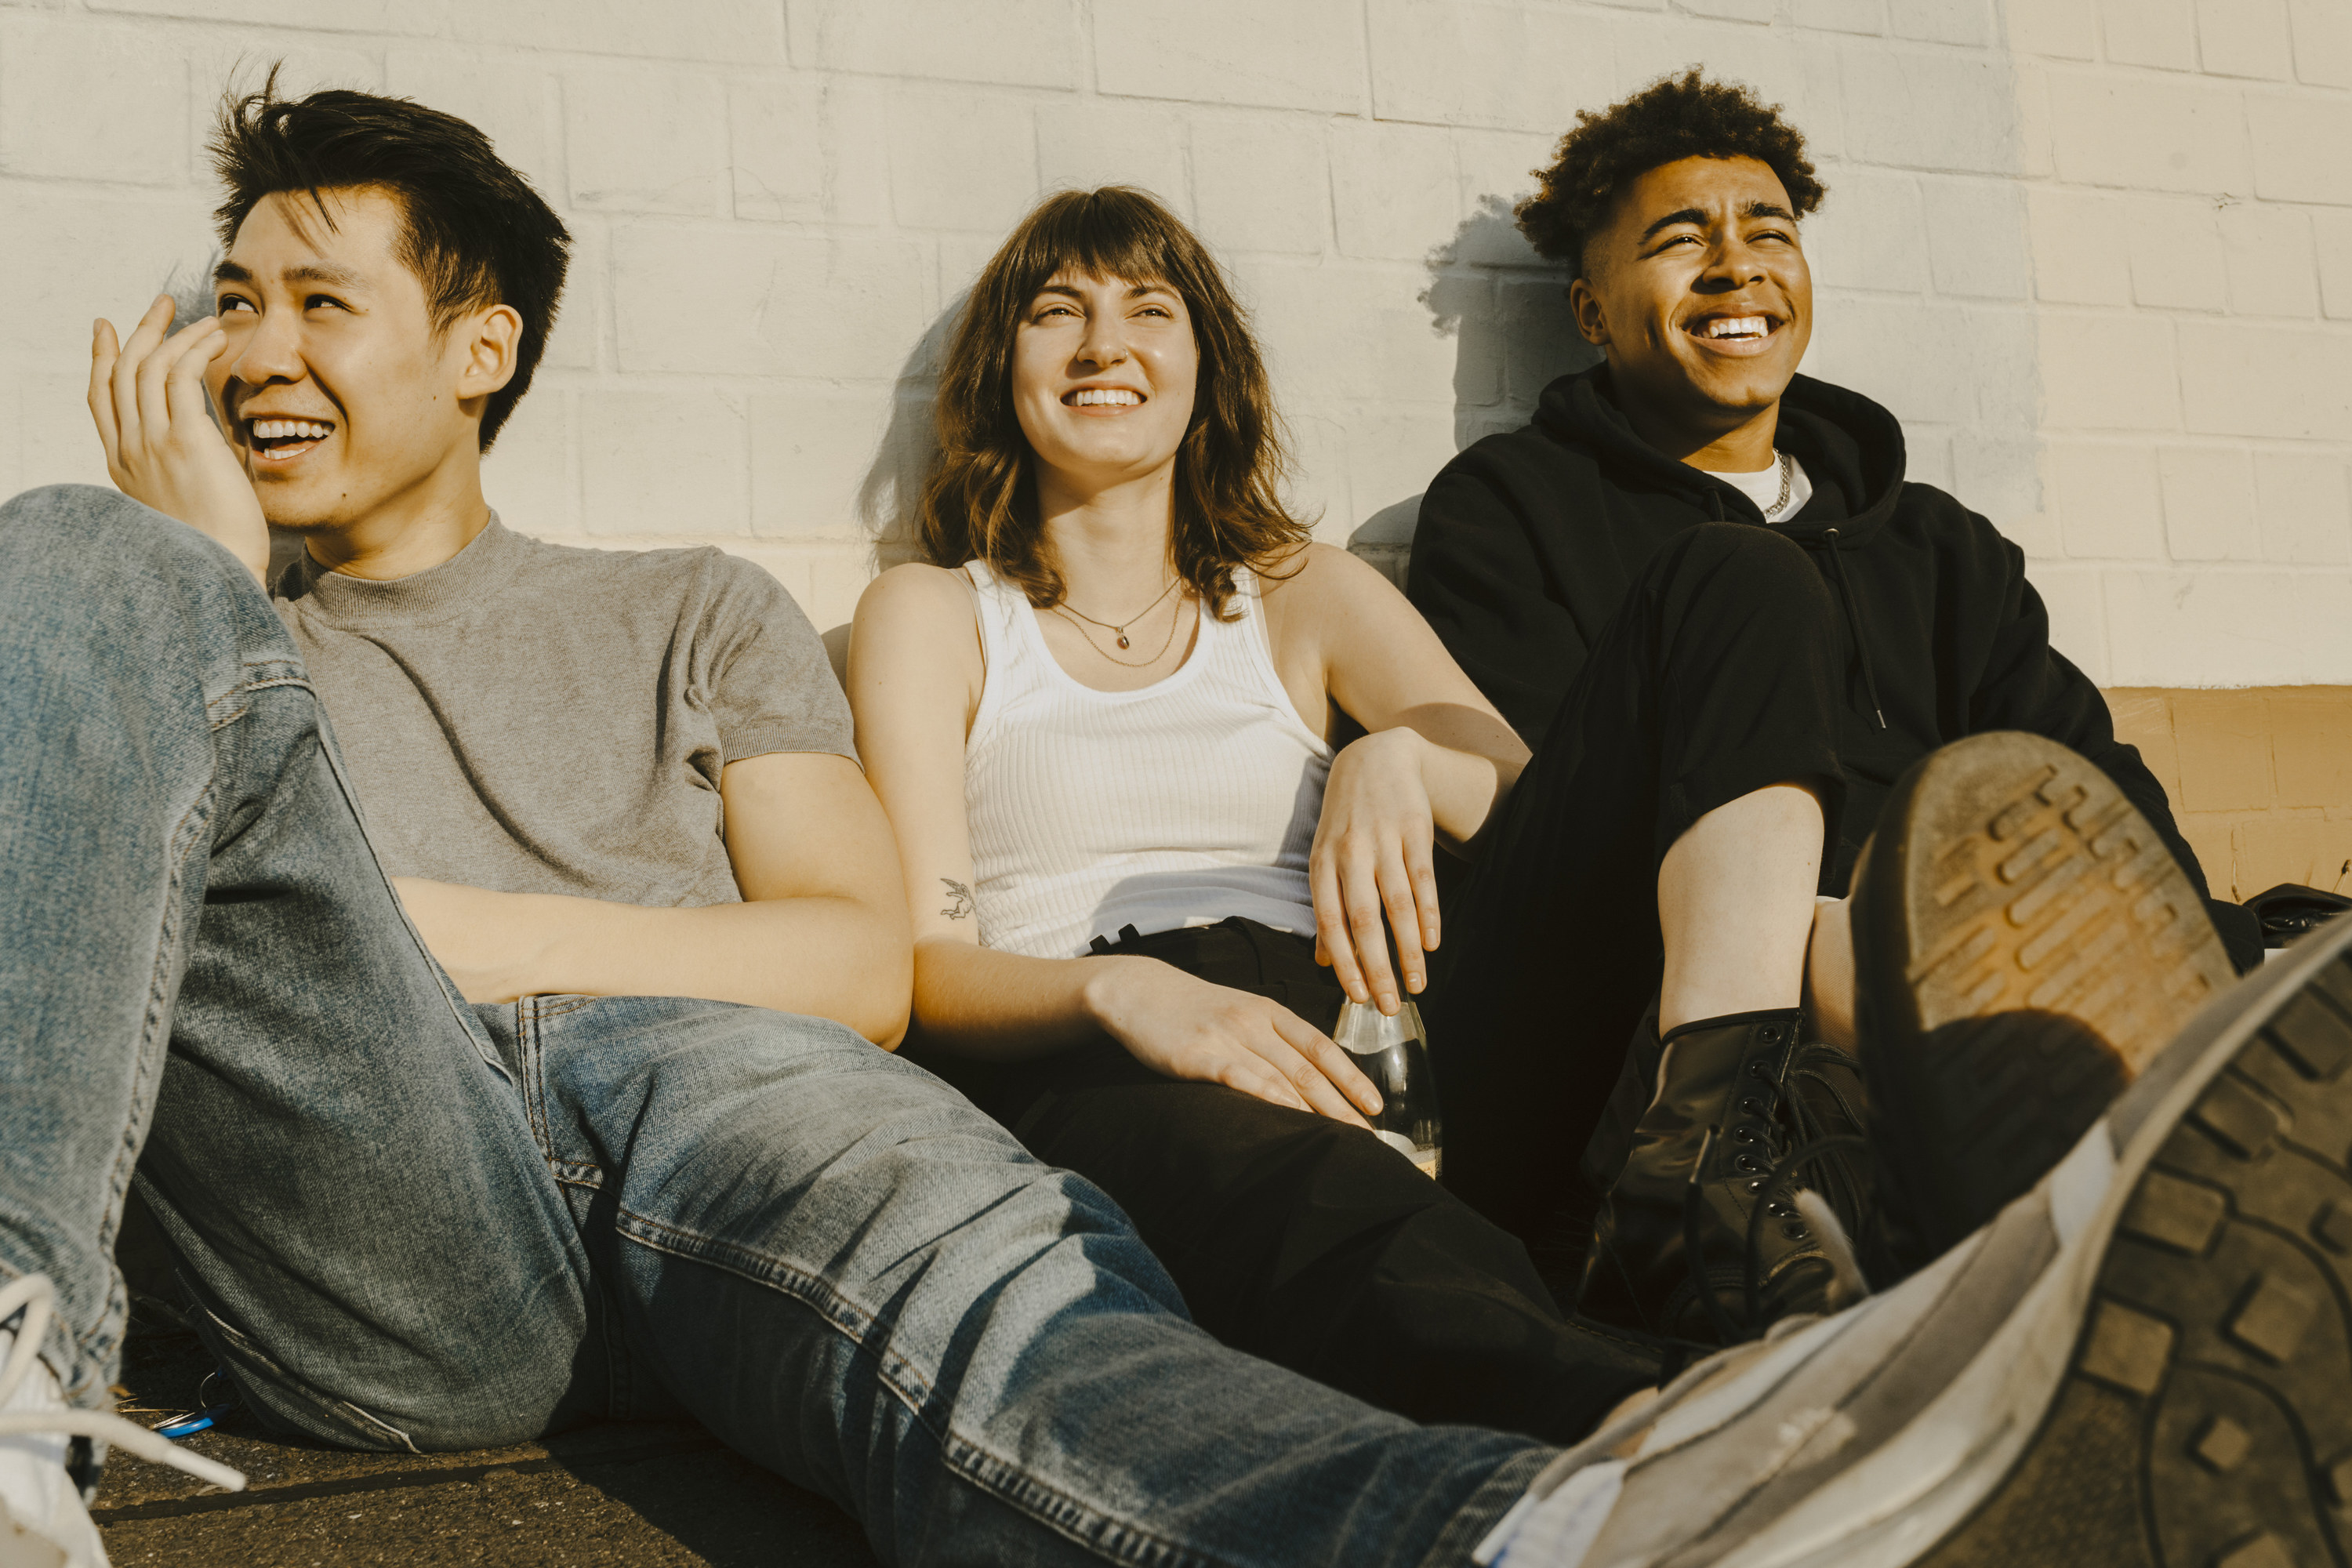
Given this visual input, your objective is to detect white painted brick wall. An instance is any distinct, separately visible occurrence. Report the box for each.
[1,0,2346,684]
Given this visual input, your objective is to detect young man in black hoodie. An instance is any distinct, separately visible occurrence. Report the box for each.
[1405,71,2263,1343]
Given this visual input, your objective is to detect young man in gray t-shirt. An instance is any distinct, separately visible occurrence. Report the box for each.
[7,77,1559,1568]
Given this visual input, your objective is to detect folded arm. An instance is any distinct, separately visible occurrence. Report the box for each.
[394,750,913,1044]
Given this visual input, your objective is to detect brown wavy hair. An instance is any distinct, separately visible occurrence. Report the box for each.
[918,187,1309,618]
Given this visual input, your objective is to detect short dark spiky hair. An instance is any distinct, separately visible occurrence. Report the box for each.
[209,69,571,450]
[1517,69,1825,279]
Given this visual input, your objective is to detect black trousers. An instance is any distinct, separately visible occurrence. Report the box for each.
[1425,523,1849,1283]
[913,918,1663,1444]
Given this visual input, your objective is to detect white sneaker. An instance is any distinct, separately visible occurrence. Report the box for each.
[0,1275,243,1568]
[1479,900,2352,1566]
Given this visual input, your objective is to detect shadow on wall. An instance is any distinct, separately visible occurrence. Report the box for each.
[855,298,964,578]
[819,296,966,675]
[1347,197,1598,589]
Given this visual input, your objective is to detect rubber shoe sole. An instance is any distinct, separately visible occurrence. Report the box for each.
[1478,899,2352,1568]
[1854,731,2237,1258]
[1915,902,2352,1566]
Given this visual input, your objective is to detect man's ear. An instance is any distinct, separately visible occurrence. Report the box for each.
[1568,275,1610,348]
[455,303,523,401]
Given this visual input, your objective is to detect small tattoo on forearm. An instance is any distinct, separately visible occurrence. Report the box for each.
[939,878,975,920]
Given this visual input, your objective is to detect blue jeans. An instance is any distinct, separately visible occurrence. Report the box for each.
[0,486,1548,1567]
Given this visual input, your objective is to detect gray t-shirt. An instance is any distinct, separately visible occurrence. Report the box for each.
[273,517,855,908]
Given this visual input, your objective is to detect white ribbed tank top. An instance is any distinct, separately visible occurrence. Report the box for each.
[961,560,1333,960]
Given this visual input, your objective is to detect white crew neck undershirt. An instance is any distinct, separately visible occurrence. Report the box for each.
[1697,451,1814,524]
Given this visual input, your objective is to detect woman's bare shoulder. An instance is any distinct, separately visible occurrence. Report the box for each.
[1256,540,1401,607]
[858,560,978,622]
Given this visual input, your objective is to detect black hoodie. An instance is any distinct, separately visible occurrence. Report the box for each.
[1408,364,2260,970]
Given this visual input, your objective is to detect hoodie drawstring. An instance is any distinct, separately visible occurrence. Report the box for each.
[1822,528,1887,731]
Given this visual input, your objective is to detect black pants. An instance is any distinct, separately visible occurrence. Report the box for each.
[913,918,1663,1443]
[1426,524,1849,1283]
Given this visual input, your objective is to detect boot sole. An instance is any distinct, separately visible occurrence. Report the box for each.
[1855,731,2238,1251]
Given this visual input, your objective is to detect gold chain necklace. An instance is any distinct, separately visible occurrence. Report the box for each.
[1051,594,1188,669]
[1056,575,1180,650]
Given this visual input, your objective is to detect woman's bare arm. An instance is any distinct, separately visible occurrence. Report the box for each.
[1261,543,1533,1011]
[848,561,1379,1121]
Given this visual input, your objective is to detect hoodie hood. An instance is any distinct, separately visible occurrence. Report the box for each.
[1534,365,1910,547]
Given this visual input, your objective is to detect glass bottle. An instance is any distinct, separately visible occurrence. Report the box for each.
[1333,999,1443,1178]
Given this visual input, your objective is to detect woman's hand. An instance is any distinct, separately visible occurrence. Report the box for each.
[1081,956,1383,1126]
[88,295,269,579]
[1310,727,1440,1014]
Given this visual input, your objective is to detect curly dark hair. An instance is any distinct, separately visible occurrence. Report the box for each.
[210,66,571,451]
[919,187,1308,620]
[1516,69,1825,278]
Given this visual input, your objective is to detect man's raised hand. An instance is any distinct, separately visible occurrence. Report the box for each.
[89,294,269,579]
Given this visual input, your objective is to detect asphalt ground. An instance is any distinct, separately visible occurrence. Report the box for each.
[94,1310,882,1566]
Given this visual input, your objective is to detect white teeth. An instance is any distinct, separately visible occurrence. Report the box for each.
[1702,316,1770,339]
[249,419,331,441]
[1069,388,1142,406]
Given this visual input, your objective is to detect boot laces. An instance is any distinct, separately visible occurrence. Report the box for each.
[1742,1134,1873,1327]
[1786,1043,1872,1221]
[1686,1038,1875,1341]
[1,1273,245,1495]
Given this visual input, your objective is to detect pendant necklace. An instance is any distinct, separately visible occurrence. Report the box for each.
[1052,593,1188,669]
[1057,575,1180,650]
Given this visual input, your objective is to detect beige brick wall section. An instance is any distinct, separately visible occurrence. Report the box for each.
[2106,686,2352,898]
[0,0,2345,687]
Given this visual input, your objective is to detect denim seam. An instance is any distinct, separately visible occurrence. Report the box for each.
[70,768,220,1392]
[203,673,311,731]
[303,710,506,1082]
[612,1210,1227,1568]
[519,998,553,1160]
[194,1300,424,1455]
[518,999,604,1190]
[1412,1448,1553,1568]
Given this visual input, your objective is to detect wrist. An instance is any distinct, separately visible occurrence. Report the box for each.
[1371,724,1438,794]
[510,890,598,998]
[1077,955,1152,1036]
[1395,724,1436,782]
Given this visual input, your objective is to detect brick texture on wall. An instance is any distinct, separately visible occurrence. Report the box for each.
[0,0,2346,690]
[2107,684,2352,898]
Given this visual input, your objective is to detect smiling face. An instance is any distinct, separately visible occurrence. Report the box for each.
[1010,270,1199,499]
[1570,154,1813,464]
[206,186,516,535]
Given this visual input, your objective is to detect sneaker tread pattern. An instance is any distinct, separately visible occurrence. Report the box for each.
[1920,946,2352,1568]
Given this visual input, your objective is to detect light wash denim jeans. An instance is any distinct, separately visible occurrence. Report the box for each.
[0,485,1551,1567]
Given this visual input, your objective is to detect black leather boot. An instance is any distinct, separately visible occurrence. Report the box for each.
[1577,1008,1867,1343]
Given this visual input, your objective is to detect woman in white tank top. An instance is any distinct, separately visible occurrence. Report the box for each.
[846,191,1668,1441]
